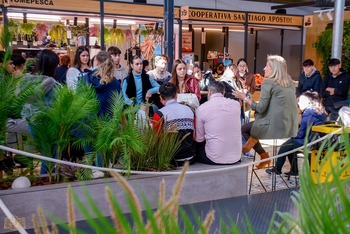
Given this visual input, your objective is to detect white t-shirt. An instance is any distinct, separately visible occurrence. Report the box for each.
[66,67,81,90]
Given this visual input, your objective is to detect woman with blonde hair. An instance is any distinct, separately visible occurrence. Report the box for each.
[81,51,120,116]
[233,55,298,168]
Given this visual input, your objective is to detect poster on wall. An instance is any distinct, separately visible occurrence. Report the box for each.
[182,30,193,52]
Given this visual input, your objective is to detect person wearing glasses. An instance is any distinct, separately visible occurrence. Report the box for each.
[235,58,256,124]
[66,46,91,90]
[107,46,128,84]
[122,55,160,111]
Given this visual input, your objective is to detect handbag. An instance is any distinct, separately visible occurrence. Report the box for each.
[177,93,200,110]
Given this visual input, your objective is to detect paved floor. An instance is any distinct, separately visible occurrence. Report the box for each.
[243,139,302,194]
[179,187,299,233]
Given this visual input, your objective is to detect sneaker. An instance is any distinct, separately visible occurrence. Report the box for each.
[284,171,298,177]
[265,167,282,175]
[242,152,255,159]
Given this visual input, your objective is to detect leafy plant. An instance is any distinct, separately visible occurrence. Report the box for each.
[48,24,68,47]
[7,20,19,35]
[130,119,183,171]
[92,93,145,171]
[89,24,99,37]
[60,159,93,182]
[31,127,350,233]
[0,25,39,161]
[274,129,350,233]
[28,83,100,182]
[110,27,125,46]
[69,24,88,37]
[19,22,35,36]
[96,25,111,46]
[316,20,350,77]
[35,23,49,42]
[33,163,217,233]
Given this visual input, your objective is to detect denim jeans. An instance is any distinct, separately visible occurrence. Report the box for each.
[275,138,303,173]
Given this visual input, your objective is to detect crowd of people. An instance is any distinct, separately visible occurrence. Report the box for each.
[3,45,350,175]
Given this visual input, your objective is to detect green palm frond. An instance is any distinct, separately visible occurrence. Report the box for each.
[93,92,146,170]
[28,83,100,181]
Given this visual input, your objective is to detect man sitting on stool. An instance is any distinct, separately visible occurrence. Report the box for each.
[195,81,242,165]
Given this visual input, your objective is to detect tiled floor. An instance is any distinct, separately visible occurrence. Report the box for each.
[242,139,302,194]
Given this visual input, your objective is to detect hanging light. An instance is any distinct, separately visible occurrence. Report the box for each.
[318,12,324,20]
[326,11,333,21]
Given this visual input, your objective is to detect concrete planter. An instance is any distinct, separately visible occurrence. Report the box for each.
[0,163,247,233]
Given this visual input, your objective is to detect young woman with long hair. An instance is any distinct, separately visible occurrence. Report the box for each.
[81,51,120,116]
[169,59,200,101]
[66,46,90,90]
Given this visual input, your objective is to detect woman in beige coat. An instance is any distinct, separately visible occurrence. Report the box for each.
[233,55,298,168]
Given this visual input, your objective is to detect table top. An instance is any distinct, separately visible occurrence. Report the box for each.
[312,124,350,134]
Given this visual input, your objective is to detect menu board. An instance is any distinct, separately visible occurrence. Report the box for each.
[182,30,193,52]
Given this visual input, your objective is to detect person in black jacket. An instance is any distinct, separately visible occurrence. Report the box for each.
[320,58,350,121]
[296,59,322,98]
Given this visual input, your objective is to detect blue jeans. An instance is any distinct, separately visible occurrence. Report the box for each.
[276,138,303,173]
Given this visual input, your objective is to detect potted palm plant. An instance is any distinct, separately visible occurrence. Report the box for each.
[27,83,100,182]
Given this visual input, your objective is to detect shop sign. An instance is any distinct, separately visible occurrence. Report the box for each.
[4,0,54,6]
[4,0,180,19]
[183,8,303,26]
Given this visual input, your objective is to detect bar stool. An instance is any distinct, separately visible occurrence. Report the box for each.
[248,139,290,194]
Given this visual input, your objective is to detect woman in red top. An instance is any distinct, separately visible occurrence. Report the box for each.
[169,59,201,101]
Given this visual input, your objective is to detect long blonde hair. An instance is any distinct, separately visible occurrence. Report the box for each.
[94,51,115,84]
[266,55,293,88]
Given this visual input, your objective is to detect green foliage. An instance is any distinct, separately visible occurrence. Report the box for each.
[28,83,100,182]
[110,28,125,46]
[316,20,350,77]
[128,118,183,172]
[0,24,39,160]
[69,24,88,37]
[32,127,350,233]
[274,130,350,233]
[19,22,35,35]
[93,92,145,170]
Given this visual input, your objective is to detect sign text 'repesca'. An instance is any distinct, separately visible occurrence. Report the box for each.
[6,0,54,5]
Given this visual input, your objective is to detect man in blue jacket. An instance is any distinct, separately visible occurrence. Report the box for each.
[296,59,322,98]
